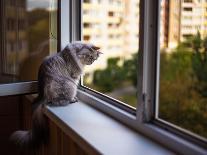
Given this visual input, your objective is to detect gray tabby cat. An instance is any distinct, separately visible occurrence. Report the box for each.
[10,42,101,150]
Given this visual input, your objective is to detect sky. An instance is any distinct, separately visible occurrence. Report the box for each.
[27,0,57,11]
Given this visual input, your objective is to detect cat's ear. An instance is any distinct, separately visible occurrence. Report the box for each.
[92,45,100,50]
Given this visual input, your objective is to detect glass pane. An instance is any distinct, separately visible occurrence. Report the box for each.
[0,0,57,84]
[159,0,207,139]
[50,0,58,53]
[82,0,139,108]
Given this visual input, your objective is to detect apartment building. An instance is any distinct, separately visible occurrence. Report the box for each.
[161,0,207,49]
[83,0,207,71]
[167,0,181,49]
[123,0,139,55]
[180,0,207,41]
[83,0,139,73]
[160,0,170,48]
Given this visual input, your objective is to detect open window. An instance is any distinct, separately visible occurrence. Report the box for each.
[80,0,140,114]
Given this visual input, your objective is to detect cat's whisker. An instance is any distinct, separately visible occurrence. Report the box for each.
[98,51,103,54]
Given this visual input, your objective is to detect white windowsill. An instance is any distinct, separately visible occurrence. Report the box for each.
[44,101,174,155]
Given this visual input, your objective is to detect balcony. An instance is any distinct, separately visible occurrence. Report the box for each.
[0,94,173,155]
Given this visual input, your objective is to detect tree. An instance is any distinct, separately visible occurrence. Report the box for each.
[191,33,207,97]
[93,57,125,92]
[159,33,207,138]
[123,53,138,87]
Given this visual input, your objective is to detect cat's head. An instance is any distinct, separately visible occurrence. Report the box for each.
[73,42,102,65]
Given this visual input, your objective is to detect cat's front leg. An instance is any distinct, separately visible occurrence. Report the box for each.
[47,99,69,106]
[53,96,78,105]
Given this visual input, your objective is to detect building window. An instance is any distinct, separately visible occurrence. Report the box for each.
[83,0,91,3]
[108,11,114,17]
[83,35,90,41]
[184,0,192,2]
[183,7,192,11]
[83,23,91,28]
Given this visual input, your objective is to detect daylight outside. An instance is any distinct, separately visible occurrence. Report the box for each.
[83,0,207,139]
[82,0,139,108]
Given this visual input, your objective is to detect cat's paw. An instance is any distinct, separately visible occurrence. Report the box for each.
[69,97,78,103]
[48,100,69,106]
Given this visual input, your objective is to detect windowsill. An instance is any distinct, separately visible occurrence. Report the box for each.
[44,100,173,154]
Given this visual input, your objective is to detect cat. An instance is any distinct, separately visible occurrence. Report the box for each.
[10,41,101,150]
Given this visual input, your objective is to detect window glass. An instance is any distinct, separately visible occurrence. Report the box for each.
[159,0,207,139]
[0,0,57,84]
[50,0,58,52]
[82,0,139,108]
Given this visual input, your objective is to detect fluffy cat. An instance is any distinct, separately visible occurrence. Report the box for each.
[10,42,101,150]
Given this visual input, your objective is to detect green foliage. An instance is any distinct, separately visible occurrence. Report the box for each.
[123,53,138,86]
[159,50,193,122]
[203,36,207,52]
[191,34,207,97]
[160,50,192,81]
[93,57,125,92]
[192,32,202,52]
[159,33,207,138]
[93,53,138,92]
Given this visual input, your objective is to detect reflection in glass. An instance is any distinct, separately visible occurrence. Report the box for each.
[82,0,139,108]
[159,0,207,139]
[50,0,58,53]
[0,0,57,84]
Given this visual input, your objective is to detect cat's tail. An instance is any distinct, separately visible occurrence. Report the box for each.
[10,99,48,150]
